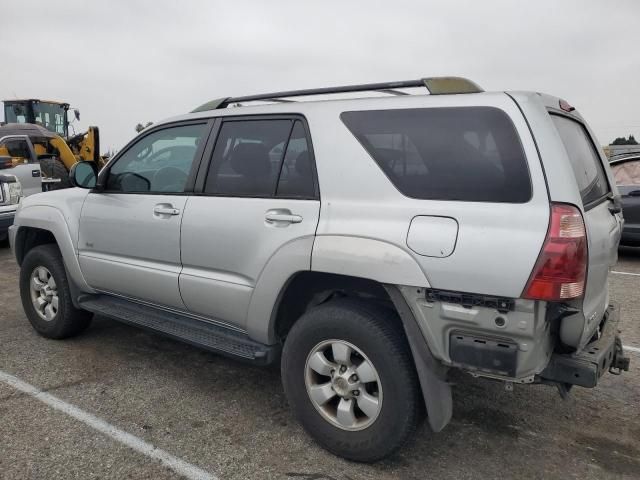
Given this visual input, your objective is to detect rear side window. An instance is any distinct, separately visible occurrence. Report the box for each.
[276,121,316,198]
[341,107,531,203]
[551,115,610,205]
[205,118,317,198]
[205,120,293,197]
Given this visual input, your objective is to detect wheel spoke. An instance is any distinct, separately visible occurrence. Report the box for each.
[308,382,337,406]
[47,276,57,290]
[356,391,380,418]
[44,304,56,321]
[355,360,377,383]
[37,267,49,283]
[331,342,352,366]
[308,351,335,377]
[50,296,59,312]
[35,297,47,313]
[336,398,357,428]
[31,276,45,292]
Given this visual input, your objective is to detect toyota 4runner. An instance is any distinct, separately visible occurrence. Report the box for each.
[9,77,631,462]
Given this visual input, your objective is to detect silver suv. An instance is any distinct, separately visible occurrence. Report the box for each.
[9,77,630,462]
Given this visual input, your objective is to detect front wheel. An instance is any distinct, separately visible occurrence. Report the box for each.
[281,298,421,462]
[19,244,92,339]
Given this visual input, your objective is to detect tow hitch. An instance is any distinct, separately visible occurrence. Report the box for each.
[609,337,631,375]
[540,304,629,388]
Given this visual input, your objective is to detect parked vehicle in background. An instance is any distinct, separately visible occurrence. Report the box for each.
[2,99,105,190]
[8,77,630,462]
[610,154,640,246]
[0,173,22,243]
[0,126,44,197]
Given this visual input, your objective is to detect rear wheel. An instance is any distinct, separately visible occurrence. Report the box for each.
[20,244,92,338]
[39,157,70,190]
[281,298,421,462]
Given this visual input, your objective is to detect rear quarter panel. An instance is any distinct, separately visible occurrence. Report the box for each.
[307,93,550,298]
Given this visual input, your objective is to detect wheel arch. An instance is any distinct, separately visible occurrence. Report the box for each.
[13,206,94,296]
[270,270,454,433]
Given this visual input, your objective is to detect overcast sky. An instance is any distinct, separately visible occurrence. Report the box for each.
[2,0,639,152]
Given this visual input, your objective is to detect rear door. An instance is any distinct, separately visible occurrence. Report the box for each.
[180,117,320,329]
[550,115,621,344]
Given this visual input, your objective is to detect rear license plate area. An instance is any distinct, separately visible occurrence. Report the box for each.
[449,332,518,377]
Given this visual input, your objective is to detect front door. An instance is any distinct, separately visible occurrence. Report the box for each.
[180,117,320,328]
[0,135,42,196]
[78,122,210,309]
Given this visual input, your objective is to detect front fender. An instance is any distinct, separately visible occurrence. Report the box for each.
[14,205,94,293]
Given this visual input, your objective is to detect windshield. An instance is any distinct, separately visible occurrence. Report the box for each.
[3,101,68,136]
[4,103,28,123]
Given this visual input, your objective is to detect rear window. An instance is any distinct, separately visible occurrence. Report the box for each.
[551,115,610,205]
[340,107,531,203]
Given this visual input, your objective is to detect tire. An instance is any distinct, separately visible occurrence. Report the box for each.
[281,297,421,462]
[19,244,92,339]
[39,157,71,190]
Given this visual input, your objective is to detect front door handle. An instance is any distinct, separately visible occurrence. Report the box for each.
[265,209,303,225]
[153,205,180,216]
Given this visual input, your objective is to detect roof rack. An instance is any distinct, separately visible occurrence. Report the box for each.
[191,76,483,113]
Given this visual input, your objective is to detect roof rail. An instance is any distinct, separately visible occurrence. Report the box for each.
[191,76,483,113]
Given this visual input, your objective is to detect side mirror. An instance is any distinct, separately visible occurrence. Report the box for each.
[69,161,97,189]
[74,109,80,121]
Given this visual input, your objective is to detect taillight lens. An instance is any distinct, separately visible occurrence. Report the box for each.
[523,203,587,301]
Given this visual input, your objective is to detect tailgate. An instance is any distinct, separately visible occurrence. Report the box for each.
[550,114,622,348]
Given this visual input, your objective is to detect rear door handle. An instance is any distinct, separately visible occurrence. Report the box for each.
[265,210,303,224]
[153,205,180,216]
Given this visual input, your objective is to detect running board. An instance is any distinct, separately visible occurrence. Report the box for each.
[78,295,279,365]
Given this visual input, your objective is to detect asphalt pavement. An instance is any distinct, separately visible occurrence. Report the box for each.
[0,244,639,480]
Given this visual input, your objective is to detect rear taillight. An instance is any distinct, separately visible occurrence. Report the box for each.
[523,203,587,301]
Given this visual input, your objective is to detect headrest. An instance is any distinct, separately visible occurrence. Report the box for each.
[294,151,311,177]
[230,143,271,177]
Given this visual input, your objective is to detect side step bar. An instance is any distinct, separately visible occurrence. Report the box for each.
[78,295,279,365]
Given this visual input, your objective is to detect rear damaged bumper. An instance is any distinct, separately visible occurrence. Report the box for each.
[539,304,630,388]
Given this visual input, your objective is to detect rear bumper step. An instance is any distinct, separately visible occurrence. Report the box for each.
[539,304,629,388]
[78,294,280,365]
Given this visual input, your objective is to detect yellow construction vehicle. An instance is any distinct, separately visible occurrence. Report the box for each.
[1,99,105,189]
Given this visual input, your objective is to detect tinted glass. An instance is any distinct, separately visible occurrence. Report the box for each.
[341,107,531,202]
[107,124,205,193]
[612,159,640,186]
[276,121,315,198]
[205,120,293,196]
[1,138,36,162]
[551,115,610,205]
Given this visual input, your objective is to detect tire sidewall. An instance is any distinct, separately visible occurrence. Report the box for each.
[282,301,418,460]
[20,246,72,337]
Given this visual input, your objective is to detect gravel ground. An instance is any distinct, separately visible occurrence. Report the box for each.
[0,244,638,480]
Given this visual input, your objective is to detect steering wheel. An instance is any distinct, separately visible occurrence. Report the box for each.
[153,166,188,192]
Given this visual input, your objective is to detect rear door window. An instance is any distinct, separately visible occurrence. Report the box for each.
[341,107,531,203]
[204,118,317,199]
[205,119,293,197]
[551,115,610,205]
